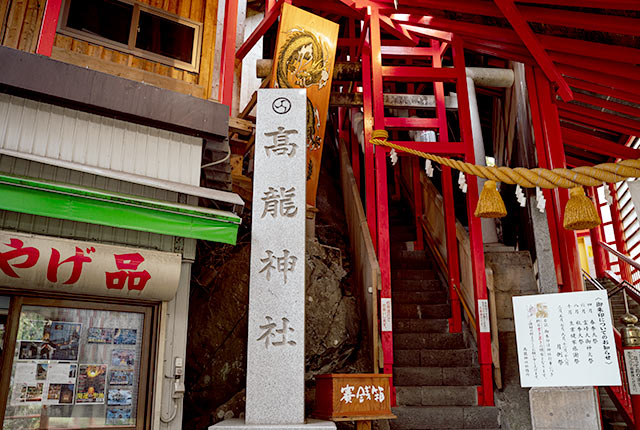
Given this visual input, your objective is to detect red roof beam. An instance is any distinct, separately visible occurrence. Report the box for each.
[520,4,640,37]
[493,0,572,101]
[571,92,640,121]
[559,65,640,98]
[561,127,640,160]
[541,35,640,66]
[559,103,640,136]
[464,40,533,65]
[381,66,458,82]
[565,77,640,107]
[516,0,640,11]
[559,109,638,139]
[380,46,440,58]
[379,14,420,45]
[550,52,639,82]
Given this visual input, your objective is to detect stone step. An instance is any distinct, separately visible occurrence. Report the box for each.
[392,251,434,269]
[393,291,448,304]
[611,423,628,430]
[393,303,451,319]
[394,319,449,333]
[394,366,481,386]
[390,406,500,429]
[394,333,465,350]
[393,269,439,281]
[395,349,475,367]
[396,386,478,406]
[393,279,444,292]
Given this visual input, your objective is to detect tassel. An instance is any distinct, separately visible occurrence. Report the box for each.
[474,180,507,218]
[563,186,602,230]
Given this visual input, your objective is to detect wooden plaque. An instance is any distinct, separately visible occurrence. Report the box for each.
[269,3,339,206]
[313,374,396,421]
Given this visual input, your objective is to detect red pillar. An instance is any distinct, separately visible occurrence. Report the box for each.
[219,0,239,112]
[609,183,633,283]
[368,8,394,399]
[453,37,493,406]
[526,66,583,292]
[589,187,608,278]
[361,34,377,249]
[36,0,63,57]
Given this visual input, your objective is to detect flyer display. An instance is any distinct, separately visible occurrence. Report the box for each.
[3,305,145,429]
[513,290,622,387]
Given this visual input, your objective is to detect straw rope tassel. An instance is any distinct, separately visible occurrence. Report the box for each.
[475,180,507,218]
[369,130,638,230]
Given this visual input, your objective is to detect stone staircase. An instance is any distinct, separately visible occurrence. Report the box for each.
[388,203,500,429]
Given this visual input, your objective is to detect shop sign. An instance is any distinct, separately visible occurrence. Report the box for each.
[0,231,181,301]
[513,290,621,387]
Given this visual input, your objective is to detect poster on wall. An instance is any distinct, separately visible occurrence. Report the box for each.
[76,364,107,404]
[111,349,135,367]
[109,369,134,386]
[513,290,622,387]
[17,321,81,360]
[44,362,78,405]
[87,327,114,344]
[106,407,132,425]
[107,388,132,406]
[113,329,137,345]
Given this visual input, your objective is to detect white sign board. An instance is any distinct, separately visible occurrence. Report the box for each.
[624,349,640,395]
[513,290,621,387]
[245,89,307,425]
[0,231,181,301]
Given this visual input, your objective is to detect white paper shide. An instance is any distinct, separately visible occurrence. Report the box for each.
[513,290,621,387]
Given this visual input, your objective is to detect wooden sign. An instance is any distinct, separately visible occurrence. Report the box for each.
[270,3,339,206]
[314,374,395,421]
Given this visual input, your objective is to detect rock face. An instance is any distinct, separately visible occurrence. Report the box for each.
[184,237,359,429]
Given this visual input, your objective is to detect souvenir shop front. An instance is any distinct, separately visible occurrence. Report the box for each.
[0,175,241,430]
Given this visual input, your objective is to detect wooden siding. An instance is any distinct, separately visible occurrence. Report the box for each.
[1,0,218,99]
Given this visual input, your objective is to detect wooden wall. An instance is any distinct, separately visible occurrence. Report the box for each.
[1,0,219,99]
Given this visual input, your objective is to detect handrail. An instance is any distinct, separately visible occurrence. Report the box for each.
[600,241,640,272]
[420,215,477,333]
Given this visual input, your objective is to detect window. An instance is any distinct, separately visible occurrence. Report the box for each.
[0,298,154,430]
[59,0,202,72]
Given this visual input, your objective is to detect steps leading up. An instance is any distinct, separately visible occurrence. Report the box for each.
[389,202,500,429]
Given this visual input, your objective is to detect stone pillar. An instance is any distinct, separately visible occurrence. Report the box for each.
[212,89,334,430]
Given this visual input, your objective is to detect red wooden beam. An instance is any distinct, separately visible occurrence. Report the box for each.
[388,141,467,156]
[520,4,640,37]
[516,0,640,10]
[561,127,640,160]
[565,77,640,107]
[559,110,637,139]
[559,65,640,98]
[493,0,572,101]
[236,0,286,60]
[558,103,640,137]
[379,14,420,45]
[219,0,240,110]
[542,35,640,66]
[398,23,452,43]
[550,52,639,82]
[572,92,640,121]
[385,117,440,130]
[36,0,63,57]
[294,0,363,19]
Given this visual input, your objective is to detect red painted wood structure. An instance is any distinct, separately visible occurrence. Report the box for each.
[217,0,640,418]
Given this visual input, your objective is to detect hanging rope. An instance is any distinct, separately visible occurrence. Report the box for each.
[370,130,640,230]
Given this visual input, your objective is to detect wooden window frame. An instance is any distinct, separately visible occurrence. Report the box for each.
[0,290,160,430]
[57,0,202,73]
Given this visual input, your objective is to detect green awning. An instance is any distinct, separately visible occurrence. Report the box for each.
[0,174,241,244]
